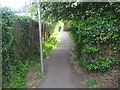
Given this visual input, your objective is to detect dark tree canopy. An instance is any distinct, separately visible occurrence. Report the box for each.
[28,2,120,22]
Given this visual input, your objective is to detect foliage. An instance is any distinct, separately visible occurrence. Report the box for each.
[3,60,29,88]
[2,1,120,88]
[2,6,60,88]
[79,55,119,73]
[27,1,38,21]
[43,33,59,58]
[42,22,62,58]
[69,5,120,73]
[84,80,97,86]
[18,16,38,60]
[2,7,31,87]
[2,7,38,86]
[34,64,43,80]
[28,3,120,75]
[2,7,16,86]
[28,2,120,22]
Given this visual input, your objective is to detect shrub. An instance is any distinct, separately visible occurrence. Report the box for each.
[69,12,120,73]
[2,7,16,86]
[43,33,58,58]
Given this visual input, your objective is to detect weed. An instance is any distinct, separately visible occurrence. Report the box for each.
[85,80,97,86]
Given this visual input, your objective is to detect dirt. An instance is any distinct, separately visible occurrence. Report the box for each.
[70,47,119,88]
[26,65,44,88]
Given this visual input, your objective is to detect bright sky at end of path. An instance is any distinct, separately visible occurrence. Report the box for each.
[0,0,32,11]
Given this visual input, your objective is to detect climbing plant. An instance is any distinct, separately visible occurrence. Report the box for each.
[2,6,62,88]
[2,7,16,86]
[69,6,120,73]
[2,7,32,88]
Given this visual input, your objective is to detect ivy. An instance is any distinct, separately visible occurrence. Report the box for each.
[2,7,16,86]
[69,11,120,73]
[2,6,62,88]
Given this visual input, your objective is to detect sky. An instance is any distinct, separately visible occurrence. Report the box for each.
[0,0,32,11]
[1,0,119,10]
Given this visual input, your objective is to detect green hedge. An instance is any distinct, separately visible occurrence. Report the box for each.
[69,12,120,73]
[2,7,16,86]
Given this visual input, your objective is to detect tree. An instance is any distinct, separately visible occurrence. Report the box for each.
[28,2,120,22]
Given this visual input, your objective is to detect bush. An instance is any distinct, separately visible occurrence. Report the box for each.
[3,60,29,88]
[43,33,58,58]
[79,55,119,73]
[69,12,120,73]
[2,7,16,86]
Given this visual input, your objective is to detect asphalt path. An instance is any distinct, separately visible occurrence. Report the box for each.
[37,31,87,88]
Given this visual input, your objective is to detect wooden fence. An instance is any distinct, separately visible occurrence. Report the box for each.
[13,20,54,58]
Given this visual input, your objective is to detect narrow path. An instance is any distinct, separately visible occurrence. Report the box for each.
[37,31,86,88]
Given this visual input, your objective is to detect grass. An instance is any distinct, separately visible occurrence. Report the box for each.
[34,71,43,80]
[84,79,97,86]
[33,64,44,80]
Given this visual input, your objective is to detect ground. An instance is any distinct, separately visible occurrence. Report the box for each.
[26,31,119,88]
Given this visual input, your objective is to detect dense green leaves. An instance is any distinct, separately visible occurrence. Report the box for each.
[69,8,120,73]
[2,7,33,87]
[2,7,16,86]
[43,33,59,58]
[28,2,120,22]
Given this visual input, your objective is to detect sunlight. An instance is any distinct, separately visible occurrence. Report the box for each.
[1,0,29,10]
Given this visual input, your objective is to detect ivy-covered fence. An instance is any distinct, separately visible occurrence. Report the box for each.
[14,17,56,59]
[13,16,39,60]
[2,7,16,87]
[2,7,62,88]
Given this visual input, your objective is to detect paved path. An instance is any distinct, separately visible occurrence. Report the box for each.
[37,31,86,88]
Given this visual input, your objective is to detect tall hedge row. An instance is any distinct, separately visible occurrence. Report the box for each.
[2,7,16,86]
[69,8,120,73]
